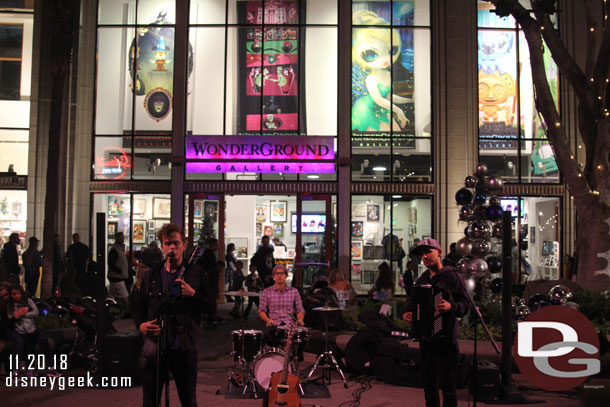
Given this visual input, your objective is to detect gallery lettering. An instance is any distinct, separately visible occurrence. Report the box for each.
[186,162,335,174]
[190,142,330,158]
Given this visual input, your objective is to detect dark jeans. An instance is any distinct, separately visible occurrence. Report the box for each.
[25,271,40,296]
[142,348,198,407]
[244,296,259,317]
[6,330,51,364]
[208,271,219,300]
[420,340,458,407]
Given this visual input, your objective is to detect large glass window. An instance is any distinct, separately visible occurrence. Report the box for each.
[186,0,338,182]
[499,196,562,283]
[351,0,432,183]
[95,1,176,180]
[477,0,559,183]
[350,194,432,295]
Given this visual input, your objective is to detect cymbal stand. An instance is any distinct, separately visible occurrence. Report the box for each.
[305,310,348,389]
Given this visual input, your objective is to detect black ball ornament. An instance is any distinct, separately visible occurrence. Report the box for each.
[487,175,504,191]
[485,205,503,221]
[473,205,487,220]
[472,238,492,256]
[459,205,474,221]
[486,256,502,273]
[455,188,473,205]
[491,278,503,293]
[465,175,477,188]
[474,194,487,204]
[475,162,488,176]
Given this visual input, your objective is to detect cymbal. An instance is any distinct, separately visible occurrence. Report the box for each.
[312,306,342,311]
[225,290,261,297]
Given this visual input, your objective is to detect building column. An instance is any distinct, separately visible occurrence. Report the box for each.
[433,0,478,251]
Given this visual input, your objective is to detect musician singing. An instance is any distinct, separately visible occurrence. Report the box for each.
[402,238,469,407]
[133,223,212,407]
[258,264,305,347]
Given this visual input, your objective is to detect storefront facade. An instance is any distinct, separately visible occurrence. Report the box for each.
[19,0,582,294]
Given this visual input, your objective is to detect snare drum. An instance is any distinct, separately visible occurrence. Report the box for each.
[253,348,290,390]
[276,325,310,343]
[231,329,263,362]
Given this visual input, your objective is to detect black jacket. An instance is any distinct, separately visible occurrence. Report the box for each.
[408,266,470,345]
[133,261,212,351]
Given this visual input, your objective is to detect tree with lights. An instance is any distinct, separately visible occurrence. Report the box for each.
[483,0,610,289]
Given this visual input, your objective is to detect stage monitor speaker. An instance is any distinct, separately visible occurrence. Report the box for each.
[471,360,501,401]
[102,330,143,385]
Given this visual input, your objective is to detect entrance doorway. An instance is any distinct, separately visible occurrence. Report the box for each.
[185,193,337,297]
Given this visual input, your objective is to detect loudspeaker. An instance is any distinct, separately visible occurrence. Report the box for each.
[102,330,143,385]
[470,360,501,401]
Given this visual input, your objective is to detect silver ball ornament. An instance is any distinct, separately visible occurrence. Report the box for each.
[472,238,492,256]
[465,175,477,188]
[468,258,489,277]
[548,285,573,305]
[456,237,473,257]
[468,221,490,238]
[513,304,531,320]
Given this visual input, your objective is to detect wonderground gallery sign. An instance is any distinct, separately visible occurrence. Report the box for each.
[185,135,335,174]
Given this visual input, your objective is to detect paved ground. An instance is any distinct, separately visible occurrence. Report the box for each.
[2,303,608,406]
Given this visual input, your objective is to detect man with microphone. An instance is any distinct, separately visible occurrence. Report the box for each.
[133,223,212,407]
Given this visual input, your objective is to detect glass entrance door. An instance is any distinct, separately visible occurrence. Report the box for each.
[293,194,335,291]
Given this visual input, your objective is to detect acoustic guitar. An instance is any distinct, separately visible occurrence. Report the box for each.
[265,325,301,407]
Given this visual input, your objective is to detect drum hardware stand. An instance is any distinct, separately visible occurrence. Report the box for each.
[305,306,348,389]
[218,291,260,399]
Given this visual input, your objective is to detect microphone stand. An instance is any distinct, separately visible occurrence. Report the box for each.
[453,269,500,407]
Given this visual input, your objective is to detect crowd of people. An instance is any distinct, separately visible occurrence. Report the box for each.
[0,227,479,407]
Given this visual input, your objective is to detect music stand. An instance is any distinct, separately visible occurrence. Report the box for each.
[219,290,261,398]
[305,305,348,389]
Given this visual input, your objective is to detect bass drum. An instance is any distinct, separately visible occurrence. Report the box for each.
[253,348,290,390]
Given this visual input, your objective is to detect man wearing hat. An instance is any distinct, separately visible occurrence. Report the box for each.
[402,238,470,407]
[22,236,42,296]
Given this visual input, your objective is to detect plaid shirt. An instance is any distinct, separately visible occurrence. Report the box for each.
[260,285,304,325]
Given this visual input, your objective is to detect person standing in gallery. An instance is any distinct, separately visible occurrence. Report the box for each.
[252,235,275,287]
[108,232,130,303]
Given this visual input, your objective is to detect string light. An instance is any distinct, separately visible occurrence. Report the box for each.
[598,165,603,170]
[590,78,595,82]
[590,27,595,32]
[570,155,574,159]
[554,121,560,127]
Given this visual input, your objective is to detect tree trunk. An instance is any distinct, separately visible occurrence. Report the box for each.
[41,74,65,299]
[39,0,79,298]
[575,201,610,290]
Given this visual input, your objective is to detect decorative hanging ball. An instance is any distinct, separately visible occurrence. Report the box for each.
[486,256,502,273]
[459,205,474,221]
[489,196,501,206]
[456,237,473,257]
[474,194,487,205]
[490,278,503,293]
[475,162,489,176]
[455,188,473,205]
[486,175,504,191]
[485,204,503,221]
[465,175,477,188]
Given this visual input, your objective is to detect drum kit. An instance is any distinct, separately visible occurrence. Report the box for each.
[220,291,348,398]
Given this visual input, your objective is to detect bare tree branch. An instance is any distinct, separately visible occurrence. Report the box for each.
[536,13,593,115]
[582,0,599,79]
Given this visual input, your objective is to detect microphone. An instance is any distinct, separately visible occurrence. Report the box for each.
[165,251,175,262]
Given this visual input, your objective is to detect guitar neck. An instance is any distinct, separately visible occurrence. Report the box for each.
[280,337,292,384]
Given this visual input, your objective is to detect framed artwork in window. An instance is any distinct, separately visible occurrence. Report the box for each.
[148,220,155,230]
[270,201,287,222]
[193,200,203,219]
[147,233,156,244]
[367,204,380,221]
[204,201,218,222]
[351,241,363,260]
[351,221,363,238]
[153,197,171,219]
[256,203,267,222]
[107,221,117,239]
[133,220,146,244]
[133,198,146,215]
[264,225,273,236]
[108,195,130,217]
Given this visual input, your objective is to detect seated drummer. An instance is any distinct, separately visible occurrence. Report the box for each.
[258,264,305,347]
